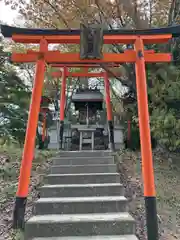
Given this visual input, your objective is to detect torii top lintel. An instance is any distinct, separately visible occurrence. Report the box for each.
[1,24,179,44]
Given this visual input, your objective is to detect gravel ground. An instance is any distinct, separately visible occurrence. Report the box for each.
[117,150,180,240]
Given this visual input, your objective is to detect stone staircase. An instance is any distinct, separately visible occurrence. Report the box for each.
[25,151,138,240]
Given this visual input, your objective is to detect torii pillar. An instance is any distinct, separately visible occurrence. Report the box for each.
[59,67,67,149]
[104,71,115,151]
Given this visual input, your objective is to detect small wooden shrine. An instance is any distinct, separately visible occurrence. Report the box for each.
[71,87,108,150]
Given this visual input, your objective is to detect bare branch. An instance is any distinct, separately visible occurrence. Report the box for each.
[43,0,70,28]
[115,0,126,27]
[117,0,149,28]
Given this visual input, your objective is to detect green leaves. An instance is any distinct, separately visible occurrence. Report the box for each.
[124,60,180,152]
[0,41,30,145]
[151,107,180,151]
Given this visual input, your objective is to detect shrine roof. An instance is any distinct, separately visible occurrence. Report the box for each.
[72,89,103,102]
[1,24,180,38]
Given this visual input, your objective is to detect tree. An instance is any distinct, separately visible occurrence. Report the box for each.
[0,39,31,145]
[2,0,180,152]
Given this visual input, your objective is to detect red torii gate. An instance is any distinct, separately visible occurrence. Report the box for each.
[50,58,154,151]
[39,96,52,149]
[50,55,155,150]
[1,24,175,240]
[50,65,116,150]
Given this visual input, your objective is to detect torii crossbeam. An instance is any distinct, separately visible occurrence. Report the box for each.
[1,23,179,240]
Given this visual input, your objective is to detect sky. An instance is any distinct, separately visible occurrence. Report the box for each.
[0,2,18,24]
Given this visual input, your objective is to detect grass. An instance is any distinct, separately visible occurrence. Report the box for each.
[0,144,57,240]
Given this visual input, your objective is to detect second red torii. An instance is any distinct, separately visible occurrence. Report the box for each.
[51,69,122,78]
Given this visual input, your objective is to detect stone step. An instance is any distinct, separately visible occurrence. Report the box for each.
[52,156,114,166]
[59,151,112,158]
[50,164,117,174]
[25,213,135,239]
[34,196,128,215]
[40,183,124,198]
[45,173,119,185]
[32,235,138,240]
